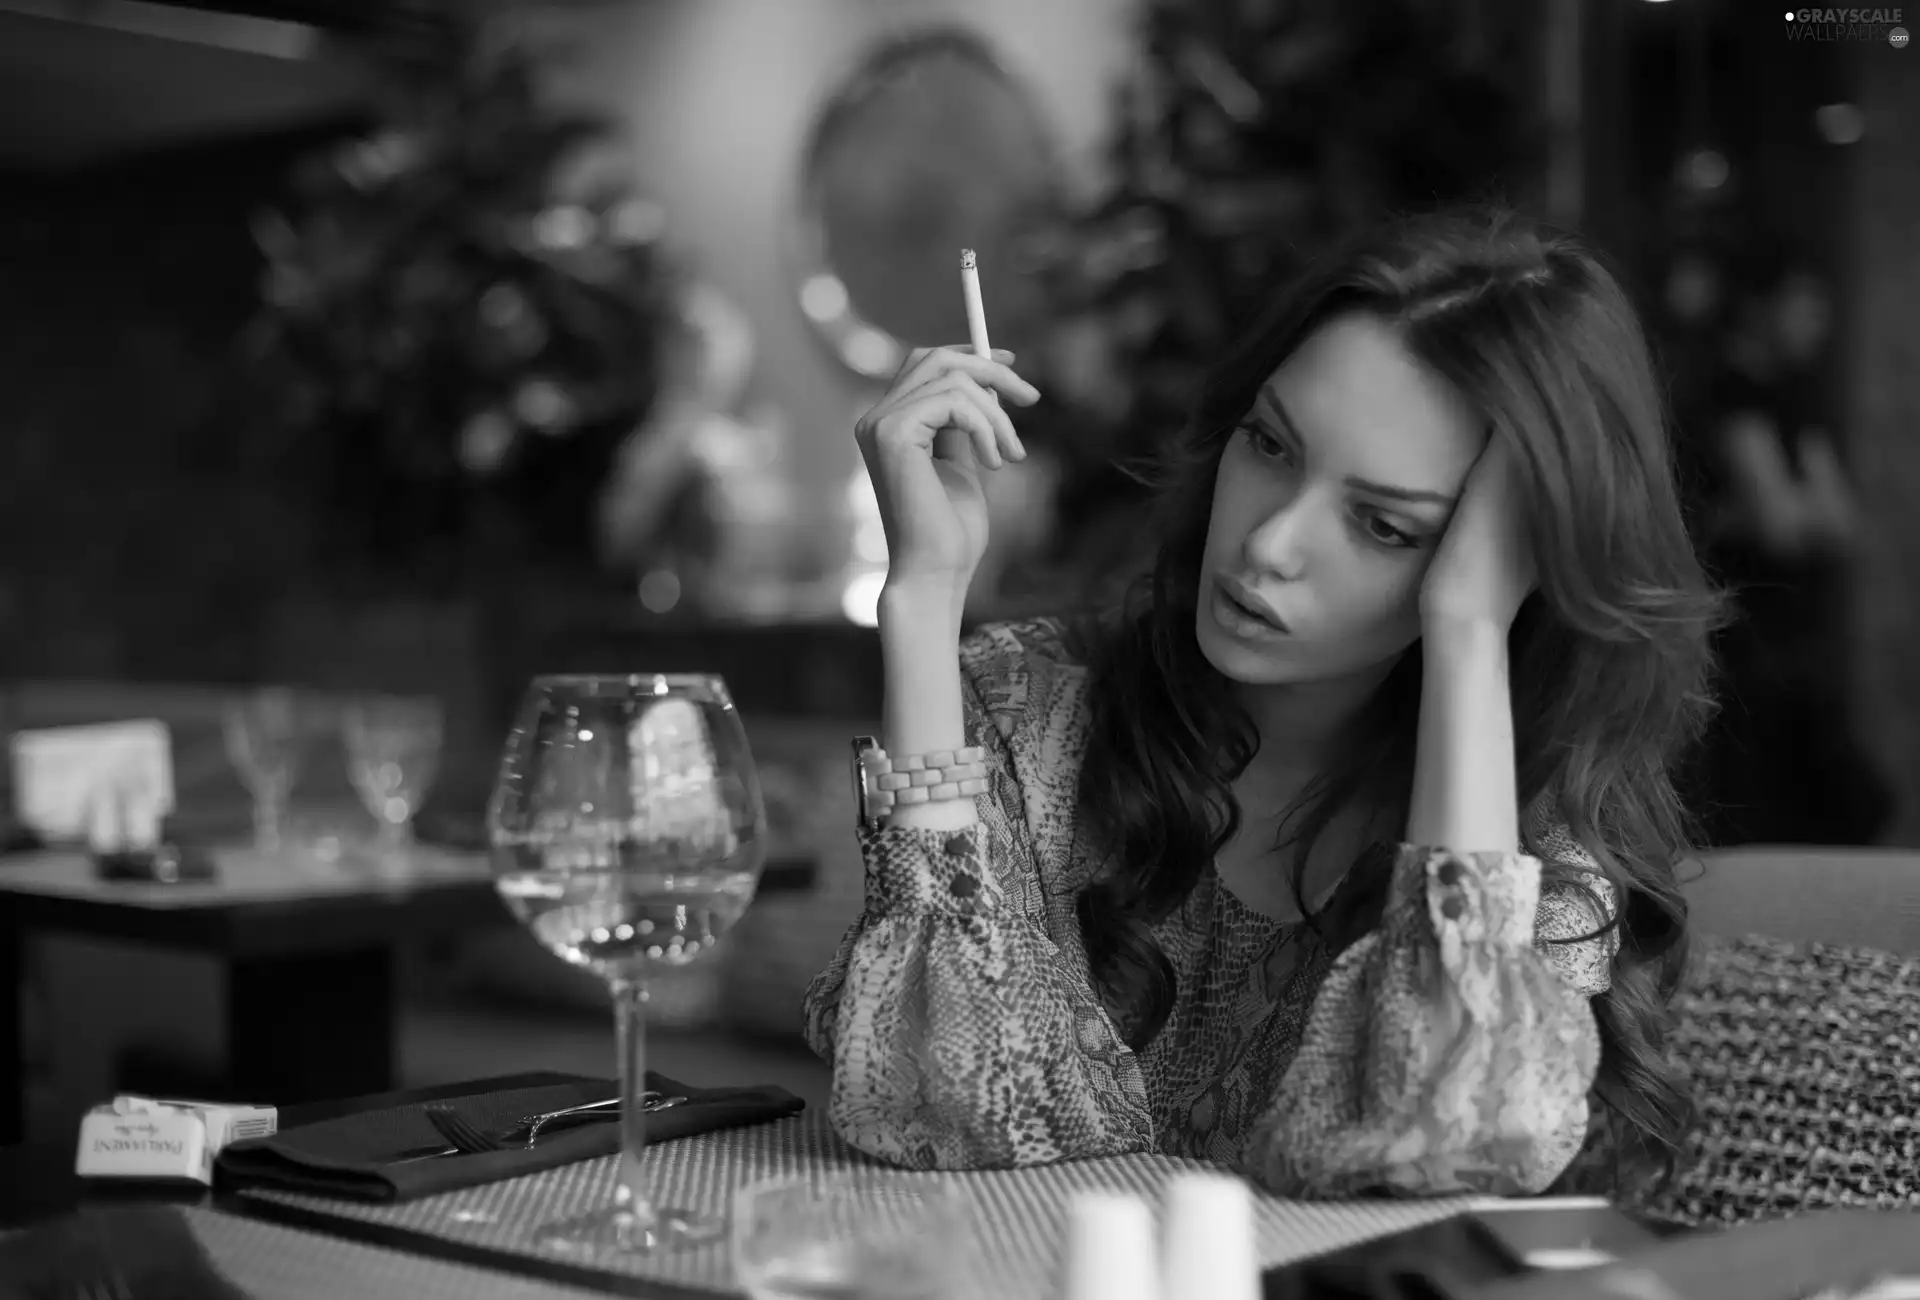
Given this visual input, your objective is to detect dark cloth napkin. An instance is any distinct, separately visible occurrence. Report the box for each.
[214,1072,804,1204]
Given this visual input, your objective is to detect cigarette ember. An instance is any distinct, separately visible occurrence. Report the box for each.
[960,248,977,270]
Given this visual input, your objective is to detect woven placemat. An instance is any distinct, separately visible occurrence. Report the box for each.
[239,1111,1474,1298]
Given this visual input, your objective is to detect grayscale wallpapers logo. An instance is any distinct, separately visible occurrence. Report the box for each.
[1786,8,1909,43]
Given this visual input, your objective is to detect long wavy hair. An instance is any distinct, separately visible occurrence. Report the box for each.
[1066,206,1728,1198]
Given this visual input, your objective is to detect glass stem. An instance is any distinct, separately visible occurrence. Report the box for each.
[252,793,284,850]
[611,976,656,1231]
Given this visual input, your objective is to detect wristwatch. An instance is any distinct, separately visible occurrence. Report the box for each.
[850,735,990,832]
[851,736,883,833]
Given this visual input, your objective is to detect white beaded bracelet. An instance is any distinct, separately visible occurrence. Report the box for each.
[850,736,989,830]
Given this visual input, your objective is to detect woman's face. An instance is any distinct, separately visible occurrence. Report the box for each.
[1196,313,1488,687]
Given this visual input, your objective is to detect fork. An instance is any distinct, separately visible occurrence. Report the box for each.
[426,1093,688,1153]
[393,1098,636,1162]
[518,1092,687,1142]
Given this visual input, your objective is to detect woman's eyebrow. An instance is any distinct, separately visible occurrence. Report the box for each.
[1258,388,1458,508]
[1345,475,1457,507]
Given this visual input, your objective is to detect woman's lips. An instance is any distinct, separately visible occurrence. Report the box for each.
[1213,577,1290,638]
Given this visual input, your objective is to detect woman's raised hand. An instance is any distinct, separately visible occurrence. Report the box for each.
[854,345,1041,597]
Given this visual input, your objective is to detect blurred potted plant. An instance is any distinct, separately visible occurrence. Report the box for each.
[240,1,677,599]
[1035,0,1544,586]
[239,2,683,839]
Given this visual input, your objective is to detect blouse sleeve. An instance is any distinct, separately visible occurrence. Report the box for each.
[1239,840,1613,1198]
[801,632,1155,1170]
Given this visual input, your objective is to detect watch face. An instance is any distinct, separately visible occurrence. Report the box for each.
[850,737,875,830]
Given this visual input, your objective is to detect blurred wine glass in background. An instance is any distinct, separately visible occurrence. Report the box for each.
[343,695,443,855]
[223,688,303,851]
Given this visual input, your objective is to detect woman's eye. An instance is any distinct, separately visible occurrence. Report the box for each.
[1242,425,1290,461]
[1360,513,1420,549]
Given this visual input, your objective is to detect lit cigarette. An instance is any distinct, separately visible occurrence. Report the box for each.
[960,248,991,360]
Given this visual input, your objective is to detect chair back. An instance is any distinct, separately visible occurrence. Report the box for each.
[1682,845,1920,955]
[1645,845,1920,1227]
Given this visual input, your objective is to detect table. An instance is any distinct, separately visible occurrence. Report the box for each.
[0,848,818,1145]
[0,1073,1487,1300]
[237,1114,1490,1299]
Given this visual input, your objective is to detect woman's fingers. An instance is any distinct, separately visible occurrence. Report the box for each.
[865,385,1005,469]
[887,372,1026,464]
[952,372,1025,465]
[920,389,1004,469]
[862,344,1034,476]
[892,344,1041,407]
[904,344,1015,366]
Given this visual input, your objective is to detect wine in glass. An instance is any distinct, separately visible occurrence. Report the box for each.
[488,673,766,1257]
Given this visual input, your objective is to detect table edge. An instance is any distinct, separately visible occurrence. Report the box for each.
[0,854,818,955]
[210,1193,739,1300]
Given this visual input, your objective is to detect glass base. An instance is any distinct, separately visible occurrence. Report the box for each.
[533,1205,725,1257]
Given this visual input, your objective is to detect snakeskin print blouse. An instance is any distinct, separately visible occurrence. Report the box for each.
[803,618,1621,1197]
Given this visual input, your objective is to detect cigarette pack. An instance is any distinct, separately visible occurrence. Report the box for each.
[74,1094,278,1185]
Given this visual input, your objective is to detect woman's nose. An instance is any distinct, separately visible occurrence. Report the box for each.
[1243,498,1315,581]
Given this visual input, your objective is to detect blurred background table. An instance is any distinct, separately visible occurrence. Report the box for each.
[3,673,842,1150]
[0,844,820,1147]
[0,844,508,1146]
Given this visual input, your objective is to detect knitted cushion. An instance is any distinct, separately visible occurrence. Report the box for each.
[1637,932,1920,1227]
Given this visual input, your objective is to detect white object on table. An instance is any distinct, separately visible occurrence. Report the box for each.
[1161,1171,1259,1300]
[1061,1191,1159,1300]
[84,780,166,855]
[13,719,174,840]
[74,1093,277,1186]
[86,781,128,854]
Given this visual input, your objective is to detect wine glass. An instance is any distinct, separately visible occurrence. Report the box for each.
[488,673,766,1257]
[342,695,443,854]
[223,688,304,851]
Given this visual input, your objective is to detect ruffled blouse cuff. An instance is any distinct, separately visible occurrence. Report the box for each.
[1392,843,1543,952]
[856,823,1004,918]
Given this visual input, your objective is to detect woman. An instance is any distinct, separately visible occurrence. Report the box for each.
[805,207,1725,1200]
